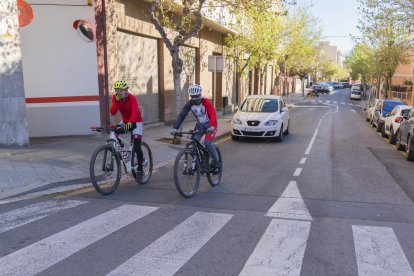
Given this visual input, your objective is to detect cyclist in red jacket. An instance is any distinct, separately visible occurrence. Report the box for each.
[110,80,144,174]
[170,84,221,174]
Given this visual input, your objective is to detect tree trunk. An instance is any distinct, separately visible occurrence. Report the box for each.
[0,0,30,146]
[171,49,184,118]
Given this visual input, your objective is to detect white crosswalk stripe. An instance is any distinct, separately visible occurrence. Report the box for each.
[239,219,311,276]
[1,202,413,275]
[0,205,158,276]
[108,212,233,276]
[0,200,87,234]
[352,225,414,276]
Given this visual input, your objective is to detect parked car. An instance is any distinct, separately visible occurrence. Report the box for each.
[382,105,412,144]
[341,82,351,89]
[310,84,331,94]
[350,85,362,100]
[396,107,414,161]
[318,82,333,94]
[365,99,378,122]
[333,82,343,89]
[231,95,290,141]
[372,99,405,132]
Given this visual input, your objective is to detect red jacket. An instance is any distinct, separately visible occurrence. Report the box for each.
[110,92,143,123]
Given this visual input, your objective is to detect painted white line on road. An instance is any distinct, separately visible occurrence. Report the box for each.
[311,100,315,102]
[341,102,345,105]
[318,100,323,103]
[108,212,233,276]
[350,110,356,113]
[293,168,302,177]
[334,101,337,104]
[305,105,338,155]
[326,101,330,104]
[300,158,306,164]
[239,219,311,276]
[0,200,87,234]
[266,181,312,221]
[0,205,158,276]
[352,225,414,276]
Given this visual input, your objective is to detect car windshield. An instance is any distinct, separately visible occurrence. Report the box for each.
[384,102,403,112]
[240,98,278,112]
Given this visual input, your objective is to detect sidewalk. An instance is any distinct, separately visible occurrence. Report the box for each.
[0,113,235,200]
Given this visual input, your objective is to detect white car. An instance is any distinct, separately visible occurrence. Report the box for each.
[231,95,290,142]
[365,99,379,123]
[382,105,413,144]
[350,85,362,100]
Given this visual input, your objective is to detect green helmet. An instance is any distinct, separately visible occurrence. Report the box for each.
[114,80,128,89]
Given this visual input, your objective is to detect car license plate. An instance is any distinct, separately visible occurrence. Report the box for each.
[244,127,261,132]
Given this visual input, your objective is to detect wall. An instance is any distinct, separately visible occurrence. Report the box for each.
[20,0,99,137]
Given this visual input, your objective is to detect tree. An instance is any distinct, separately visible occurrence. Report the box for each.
[358,0,412,98]
[149,0,288,115]
[280,9,321,95]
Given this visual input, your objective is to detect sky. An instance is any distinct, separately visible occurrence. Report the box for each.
[295,0,362,55]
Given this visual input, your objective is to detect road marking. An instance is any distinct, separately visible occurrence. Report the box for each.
[350,110,356,113]
[352,225,414,276]
[0,205,158,276]
[239,219,311,276]
[311,100,315,102]
[299,157,306,164]
[293,168,302,176]
[266,181,312,221]
[334,101,337,104]
[326,101,330,104]
[305,105,338,155]
[341,102,345,105]
[108,212,232,276]
[0,200,87,234]
[318,100,323,103]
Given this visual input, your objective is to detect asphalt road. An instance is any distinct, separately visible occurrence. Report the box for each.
[1,89,414,276]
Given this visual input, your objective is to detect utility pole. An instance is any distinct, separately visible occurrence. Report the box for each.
[0,0,29,146]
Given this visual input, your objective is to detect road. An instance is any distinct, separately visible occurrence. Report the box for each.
[1,89,414,276]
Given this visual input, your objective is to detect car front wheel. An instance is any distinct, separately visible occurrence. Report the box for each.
[389,128,397,144]
[275,125,284,142]
[396,131,405,151]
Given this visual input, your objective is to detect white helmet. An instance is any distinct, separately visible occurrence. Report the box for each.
[188,84,202,97]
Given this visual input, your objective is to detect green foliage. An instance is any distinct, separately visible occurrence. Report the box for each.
[357,0,412,94]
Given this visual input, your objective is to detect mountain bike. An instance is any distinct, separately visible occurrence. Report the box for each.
[172,130,223,198]
[89,125,153,195]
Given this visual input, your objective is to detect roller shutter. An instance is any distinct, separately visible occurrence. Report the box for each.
[116,31,159,123]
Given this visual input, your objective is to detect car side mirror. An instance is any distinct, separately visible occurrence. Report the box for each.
[403,115,409,120]
[282,107,289,112]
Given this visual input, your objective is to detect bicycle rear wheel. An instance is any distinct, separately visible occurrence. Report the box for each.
[90,145,121,195]
[131,141,153,184]
[207,145,222,186]
[174,148,200,198]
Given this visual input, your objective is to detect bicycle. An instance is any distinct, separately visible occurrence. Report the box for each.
[172,130,223,198]
[89,125,153,195]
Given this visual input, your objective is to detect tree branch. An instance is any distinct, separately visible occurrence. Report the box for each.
[149,0,174,52]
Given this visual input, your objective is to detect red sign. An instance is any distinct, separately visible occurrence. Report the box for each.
[17,0,34,27]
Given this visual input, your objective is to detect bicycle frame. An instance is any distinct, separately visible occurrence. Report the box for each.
[107,131,134,173]
[185,134,213,174]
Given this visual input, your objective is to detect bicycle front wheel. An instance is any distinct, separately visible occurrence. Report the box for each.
[207,145,222,186]
[131,141,153,185]
[90,145,121,195]
[174,148,200,198]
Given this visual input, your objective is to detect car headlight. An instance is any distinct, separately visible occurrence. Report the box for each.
[233,118,242,125]
[264,120,278,126]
